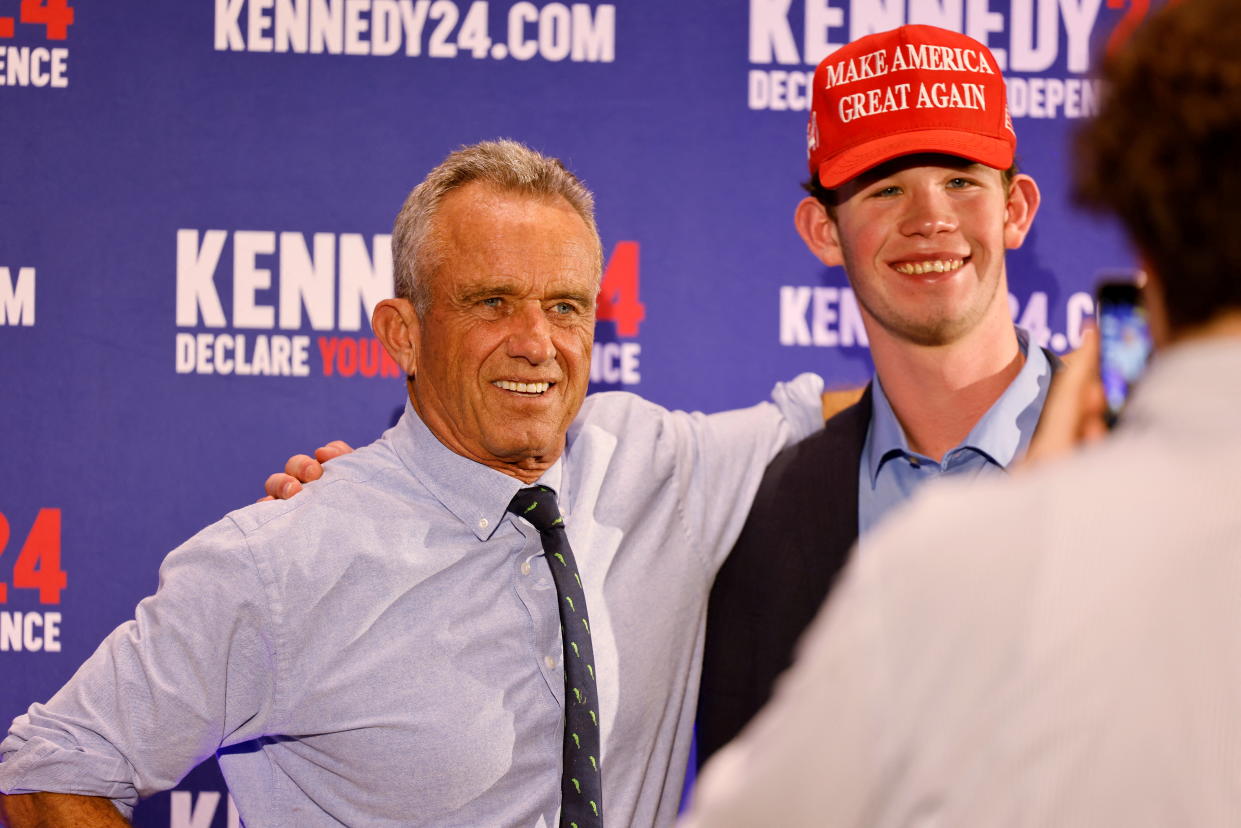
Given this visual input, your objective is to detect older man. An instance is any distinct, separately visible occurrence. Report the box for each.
[0,142,823,825]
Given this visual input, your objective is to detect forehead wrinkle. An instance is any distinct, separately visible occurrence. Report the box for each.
[455,277,593,303]
[429,185,600,307]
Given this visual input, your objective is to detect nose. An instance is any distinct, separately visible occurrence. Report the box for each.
[898,187,958,238]
[506,302,555,364]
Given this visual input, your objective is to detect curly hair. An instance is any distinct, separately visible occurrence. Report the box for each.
[1075,0,1241,331]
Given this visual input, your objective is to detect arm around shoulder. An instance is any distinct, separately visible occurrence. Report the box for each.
[260,440,355,501]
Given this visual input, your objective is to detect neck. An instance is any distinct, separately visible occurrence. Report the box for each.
[1166,309,1241,346]
[407,382,561,485]
[495,462,555,485]
[868,312,1023,463]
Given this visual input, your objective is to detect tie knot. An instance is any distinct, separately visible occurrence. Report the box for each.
[507,486,564,532]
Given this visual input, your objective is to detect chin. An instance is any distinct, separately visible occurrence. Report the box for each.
[487,432,563,462]
[888,314,978,347]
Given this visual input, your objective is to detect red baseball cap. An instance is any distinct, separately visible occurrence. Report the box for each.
[807,25,1015,188]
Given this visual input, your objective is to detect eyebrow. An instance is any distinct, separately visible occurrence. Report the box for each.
[457,283,594,307]
[548,289,595,307]
[458,283,521,304]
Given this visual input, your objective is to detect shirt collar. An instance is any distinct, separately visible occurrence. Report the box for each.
[388,399,565,541]
[866,372,915,484]
[865,327,1053,485]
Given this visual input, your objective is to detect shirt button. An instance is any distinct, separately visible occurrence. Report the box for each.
[544,656,556,669]
[478,518,489,529]
[520,561,532,576]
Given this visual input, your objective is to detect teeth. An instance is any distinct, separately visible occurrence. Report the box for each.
[894,258,964,275]
[493,380,551,394]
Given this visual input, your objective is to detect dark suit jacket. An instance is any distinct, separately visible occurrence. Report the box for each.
[696,385,873,765]
[696,347,1059,766]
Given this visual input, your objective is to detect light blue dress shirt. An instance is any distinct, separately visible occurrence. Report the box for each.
[0,376,823,826]
[858,328,1052,538]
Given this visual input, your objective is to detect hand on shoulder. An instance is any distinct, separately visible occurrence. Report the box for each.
[259,441,355,501]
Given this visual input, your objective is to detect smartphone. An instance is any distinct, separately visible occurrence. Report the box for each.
[1096,280,1153,428]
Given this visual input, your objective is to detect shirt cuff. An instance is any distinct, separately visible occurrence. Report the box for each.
[770,372,826,443]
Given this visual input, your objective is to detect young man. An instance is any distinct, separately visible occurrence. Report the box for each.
[697,24,1048,761]
[683,1,1241,822]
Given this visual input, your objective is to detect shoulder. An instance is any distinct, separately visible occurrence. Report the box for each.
[574,389,663,423]
[218,433,426,580]
[841,431,1199,691]
[568,390,706,451]
[761,387,872,486]
[859,430,1162,601]
[230,435,411,532]
[572,373,827,439]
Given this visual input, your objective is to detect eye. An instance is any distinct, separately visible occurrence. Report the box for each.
[480,297,503,308]
[871,185,902,198]
[946,177,973,189]
[551,301,578,315]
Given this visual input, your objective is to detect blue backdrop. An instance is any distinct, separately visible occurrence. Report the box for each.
[2,1,1157,823]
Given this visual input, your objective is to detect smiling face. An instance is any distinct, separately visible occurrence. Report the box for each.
[806,154,1038,349]
[407,182,599,479]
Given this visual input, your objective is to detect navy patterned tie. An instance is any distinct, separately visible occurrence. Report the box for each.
[508,485,604,828]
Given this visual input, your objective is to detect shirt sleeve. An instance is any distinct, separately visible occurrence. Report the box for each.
[673,372,825,573]
[0,516,280,816]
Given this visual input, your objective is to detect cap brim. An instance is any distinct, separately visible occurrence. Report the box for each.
[817,130,1015,189]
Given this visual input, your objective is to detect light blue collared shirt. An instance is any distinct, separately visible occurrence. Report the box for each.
[0,376,824,826]
[858,328,1052,538]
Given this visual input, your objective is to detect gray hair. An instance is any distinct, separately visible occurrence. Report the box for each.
[392,139,603,315]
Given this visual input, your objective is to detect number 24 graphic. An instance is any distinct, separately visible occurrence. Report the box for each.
[0,1,75,41]
[0,509,67,605]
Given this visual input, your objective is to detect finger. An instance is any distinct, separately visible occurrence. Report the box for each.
[1070,327,1108,441]
[1055,327,1099,394]
[1079,377,1110,444]
[264,473,303,500]
[315,440,355,462]
[1084,373,1108,420]
[1074,324,1100,371]
[284,453,325,483]
[1020,327,1103,468]
[256,495,274,503]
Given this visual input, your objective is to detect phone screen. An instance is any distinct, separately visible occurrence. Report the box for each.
[1097,281,1152,427]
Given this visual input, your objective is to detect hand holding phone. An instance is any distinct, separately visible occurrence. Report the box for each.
[1096,279,1153,427]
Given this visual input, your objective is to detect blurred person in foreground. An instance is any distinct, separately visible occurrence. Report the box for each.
[680,1,1241,824]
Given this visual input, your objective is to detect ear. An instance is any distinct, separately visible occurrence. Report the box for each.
[372,298,421,376]
[1003,174,1041,250]
[794,196,845,268]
